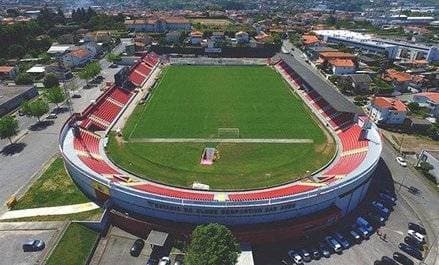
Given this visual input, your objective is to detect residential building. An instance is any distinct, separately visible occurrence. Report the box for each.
[349,74,373,93]
[368,97,407,125]
[190,31,203,45]
[0,66,18,80]
[413,92,439,118]
[124,17,191,32]
[383,69,412,92]
[235,31,249,44]
[302,34,320,47]
[328,59,356,75]
[211,32,225,42]
[62,48,93,68]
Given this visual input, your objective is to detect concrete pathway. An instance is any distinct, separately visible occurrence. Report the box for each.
[128,138,314,144]
[0,202,99,220]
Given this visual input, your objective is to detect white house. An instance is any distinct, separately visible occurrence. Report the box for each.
[368,97,407,125]
[413,92,439,118]
[328,59,356,75]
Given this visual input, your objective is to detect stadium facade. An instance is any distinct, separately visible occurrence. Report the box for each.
[59,53,382,234]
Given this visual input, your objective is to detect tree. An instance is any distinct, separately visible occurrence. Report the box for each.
[45,86,65,108]
[43,73,60,88]
[8,44,25,58]
[0,115,19,144]
[27,99,49,121]
[79,62,101,84]
[106,52,121,63]
[15,73,33,85]
[185,223,240,265]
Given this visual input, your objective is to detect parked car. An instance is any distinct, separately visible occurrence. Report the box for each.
[334,232,350,249]
[47,113,57,119]
[408,186,420,195]
[399,243,423,260]
[18,110,25,116]
[396,156,407,167]
[158,257,171,265]
[408,222,426,235]
[348,229,361,242]
[280,259,291,265]
[310,247,321,260]
[381,256,398,265]
[404,236,422,250]
[408,230,425,244]
[318,242,331,258]
[300,249,311,262]
[393,252,414,265]
[379,192,396,204]
[355,225,369,239]
[72,93,82,98]
[287,250,303,264]
[22,240,45,252]
[372,201,390,215]
[367,212,386,225]
[325,236,342,253]
[130,239,145,257]
[357,217,373,232]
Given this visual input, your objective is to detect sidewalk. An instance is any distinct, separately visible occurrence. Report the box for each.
[0,202,99,220]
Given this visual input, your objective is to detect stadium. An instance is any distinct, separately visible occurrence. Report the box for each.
[59,52,382,243]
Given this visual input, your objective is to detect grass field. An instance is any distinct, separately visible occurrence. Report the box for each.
[46,223,98,265]
[108,66,334,190]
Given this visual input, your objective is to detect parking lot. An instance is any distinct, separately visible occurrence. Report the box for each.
[0,222,65,265]
[253,158,428,265]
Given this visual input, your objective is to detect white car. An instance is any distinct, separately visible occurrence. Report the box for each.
[396,156,407,167]
[158,257,171,265]
[408,229,425,244]
[288,250,303,264]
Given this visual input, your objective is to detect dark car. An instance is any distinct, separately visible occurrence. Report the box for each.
[393,252,414,265]
[318,242,330,258]
[71,93,82,98]
[399,243,422,260]
[130,239,145,257]
[22,240,45,252]
[381,256,398,265]
[367,212,386,225]
[408,222,426,235]
[404,236,422,250]
[311,247,321,260]
[408,186,420,195]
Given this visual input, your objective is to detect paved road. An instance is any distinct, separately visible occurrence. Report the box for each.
[0,63,122,213]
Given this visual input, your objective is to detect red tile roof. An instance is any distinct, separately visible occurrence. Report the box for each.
[415,92,439,104]
[302,34,319,45]
[372,97,407,112]
[319,51,356,59]
[69,48,90,59]
[0,66,14,73]
[328,59,355,67]
[384,69,411,83]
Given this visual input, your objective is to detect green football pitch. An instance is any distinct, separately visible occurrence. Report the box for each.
[107,65,335,190]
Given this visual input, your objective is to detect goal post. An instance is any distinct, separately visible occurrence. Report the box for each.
[217,128,240,138]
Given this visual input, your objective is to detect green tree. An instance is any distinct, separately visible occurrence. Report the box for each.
[185,223,240,265]
[79,62,101,84]
[106,52,121,63]
[8,44,25,58]
[28,99,49,121]
[407,102,420,113]
[0,115,19,144]
[43,73,60,88]
[45,86,65,108]
[15,73,33,85]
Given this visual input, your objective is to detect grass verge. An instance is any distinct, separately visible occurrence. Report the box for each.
[46,223,98,265]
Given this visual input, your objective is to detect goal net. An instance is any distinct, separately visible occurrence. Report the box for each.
[217,128,240,138]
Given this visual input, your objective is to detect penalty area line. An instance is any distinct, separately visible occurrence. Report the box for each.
[127,138,314,144]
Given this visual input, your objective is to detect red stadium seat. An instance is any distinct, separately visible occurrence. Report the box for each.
[134,184,214,201]
[228,184,317,201]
